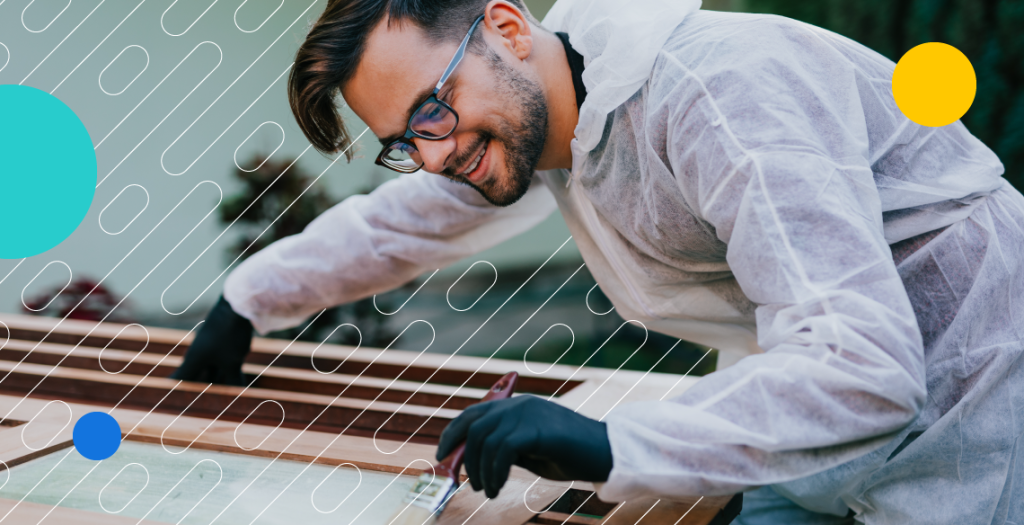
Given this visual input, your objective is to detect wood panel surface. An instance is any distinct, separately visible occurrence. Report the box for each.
[0,497,168,525]
[0,314,736,524]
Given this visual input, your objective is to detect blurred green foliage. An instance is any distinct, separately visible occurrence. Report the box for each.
[524,0,556,19]
[745,0,1024,191]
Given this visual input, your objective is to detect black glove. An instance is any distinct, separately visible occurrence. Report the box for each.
[169,296,253,386]
[436,395,613,499]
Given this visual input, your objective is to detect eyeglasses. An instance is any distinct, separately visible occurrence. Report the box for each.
[374,15,485,174]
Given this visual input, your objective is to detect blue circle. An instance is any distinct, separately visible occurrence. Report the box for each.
[0,85,96,259]
[73,412,121,460]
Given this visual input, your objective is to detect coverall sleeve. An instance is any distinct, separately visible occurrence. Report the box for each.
[224,170,557,334]
[597,24,928,499]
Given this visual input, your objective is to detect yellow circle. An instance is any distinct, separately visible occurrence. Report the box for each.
[892,42,976,127]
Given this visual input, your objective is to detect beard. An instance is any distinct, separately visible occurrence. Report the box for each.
[443,49,548,207]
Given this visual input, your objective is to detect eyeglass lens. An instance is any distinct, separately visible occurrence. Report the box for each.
[382,141,421,171]
[382,100,458,170]
[410,100,457,138]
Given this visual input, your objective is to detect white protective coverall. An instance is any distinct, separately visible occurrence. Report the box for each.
[224,0,1024,522]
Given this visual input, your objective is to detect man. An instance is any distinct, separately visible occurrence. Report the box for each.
[172,0,1024,523]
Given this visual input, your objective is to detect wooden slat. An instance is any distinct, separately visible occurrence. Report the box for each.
[0,498,167,525]
[0,313,590,395]
[0,360,455,442]
[0,314,179,354]
[439,475,569,525]
[0,313,698,409]
[598,495,735,524]
[1,338,491,410]
[0,416,74,472]
[0,394,438,476]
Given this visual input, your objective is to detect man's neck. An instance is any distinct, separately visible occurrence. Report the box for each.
[532,28,578,171]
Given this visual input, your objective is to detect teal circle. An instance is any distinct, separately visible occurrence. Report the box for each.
[0,85,96,259]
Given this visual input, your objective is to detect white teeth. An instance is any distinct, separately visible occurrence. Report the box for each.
[462,144,487,176]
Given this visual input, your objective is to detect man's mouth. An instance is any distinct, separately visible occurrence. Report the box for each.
[458,141,489,182]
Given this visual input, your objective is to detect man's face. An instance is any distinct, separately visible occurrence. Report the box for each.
[342,17,548,206]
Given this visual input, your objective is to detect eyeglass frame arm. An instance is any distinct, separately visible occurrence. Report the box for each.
[435,15,486,93]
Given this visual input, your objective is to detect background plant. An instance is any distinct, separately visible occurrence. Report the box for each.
[223,154,395,347]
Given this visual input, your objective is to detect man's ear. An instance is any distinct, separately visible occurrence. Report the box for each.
[483,0,533,60]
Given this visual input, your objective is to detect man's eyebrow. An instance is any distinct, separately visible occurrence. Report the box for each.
[378,84,437,146]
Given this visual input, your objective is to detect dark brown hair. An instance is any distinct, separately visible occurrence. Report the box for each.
[289,0,534,160]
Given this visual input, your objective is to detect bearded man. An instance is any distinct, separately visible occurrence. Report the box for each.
[172,1,1024,523]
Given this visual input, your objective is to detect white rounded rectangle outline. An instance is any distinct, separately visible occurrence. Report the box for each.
[20,260,72,312]
[0,42,9,73]
[234,0,283,34]
[310,462,361,514]
[98,323,150,374]
[232,399,285,451]
[98,462,150,514]
[135,458,222,523]
[523,323,575,375]
[446,260,497,312]
[20,399,73,451]
[21,0,71,33]
[161,0,218,37]
[233,121,285,173]
[98,45,149,96]
[0,320,9,353]
[98,183,149,235]
[311,323,361,374]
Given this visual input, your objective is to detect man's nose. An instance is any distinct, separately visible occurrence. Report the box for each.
[413,136,456,175]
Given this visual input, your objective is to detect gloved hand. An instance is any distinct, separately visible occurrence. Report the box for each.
[169,296,253,386]
[436,395,613,499]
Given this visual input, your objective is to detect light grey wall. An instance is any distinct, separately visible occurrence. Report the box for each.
[0,0,579,323]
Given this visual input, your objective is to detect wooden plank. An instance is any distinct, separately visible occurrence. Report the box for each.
[0,338,491,410]
[0,393,435,474]
[440,473,569,525]
[599,495,735,524]
[242,340,589,396]
[1,311,586,395]
[0,313,183,355]
[0,315,739,525]
[0,498,167,525]
[0,398,734,525]
[0,360,455,442]
[0,313,592,395]
[0,417,74,472]
[0,393,555,489]
[0,395,569,524]
[1,313,701,414]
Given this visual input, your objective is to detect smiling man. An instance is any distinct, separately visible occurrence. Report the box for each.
[171,0,1024,523]
[340,13,553,206]
[292,0,573,208]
